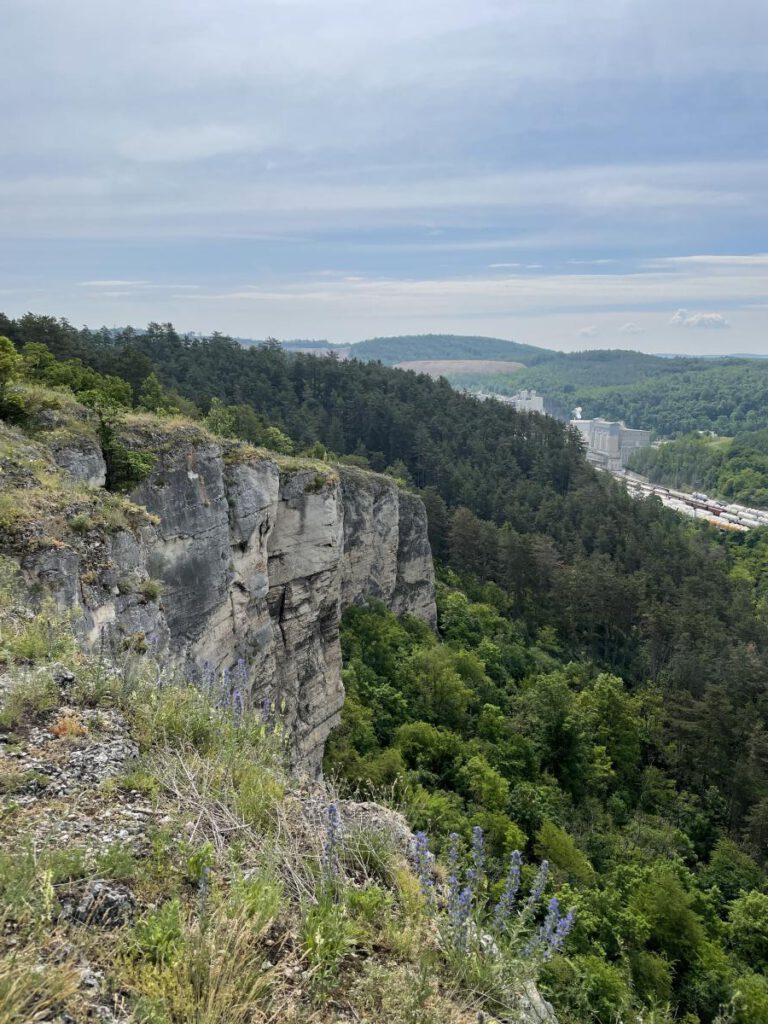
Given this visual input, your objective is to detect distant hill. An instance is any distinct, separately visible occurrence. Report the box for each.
[140,329,768,438]
[347,333,554,365]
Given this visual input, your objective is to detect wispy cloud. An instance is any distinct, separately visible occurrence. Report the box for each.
[79,280,200,290]
[669,309,730,329]
[655,254,768,268]
[79,280,150,287]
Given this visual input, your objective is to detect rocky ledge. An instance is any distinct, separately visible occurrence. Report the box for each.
[3,418,436,770]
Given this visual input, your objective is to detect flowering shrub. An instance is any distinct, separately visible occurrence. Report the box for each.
[413,826,574,981]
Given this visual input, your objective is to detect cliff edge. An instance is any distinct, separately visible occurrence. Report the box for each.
[0,405,436,770]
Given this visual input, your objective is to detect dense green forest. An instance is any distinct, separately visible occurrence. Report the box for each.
[628,432,768,508]
[3,312,768,1022]
[328,589,768,1024]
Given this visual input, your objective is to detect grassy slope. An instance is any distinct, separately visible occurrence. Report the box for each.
[0,593,556,1024]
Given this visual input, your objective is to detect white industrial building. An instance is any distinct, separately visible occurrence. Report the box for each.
[476,388,545,412]
[509,389,545,413]
[570,417,651,471]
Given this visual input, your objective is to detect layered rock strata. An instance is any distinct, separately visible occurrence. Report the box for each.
[10,432,436,770]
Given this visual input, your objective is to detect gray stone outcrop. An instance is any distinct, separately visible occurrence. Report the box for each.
[9,437,436,771]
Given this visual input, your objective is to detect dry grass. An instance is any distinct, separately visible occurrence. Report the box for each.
[50,713,88,738]
[0,946,80,1024]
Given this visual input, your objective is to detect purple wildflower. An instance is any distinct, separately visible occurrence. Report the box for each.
[525,896,574,960]
[493,850,522,932]
[451,885,473,950]
[549,909,575,957]
[466,826,485,895]
[540,896,560,945]
[232,687,245,726]
[234,657,249,687]
[526,859,550,910]
[201,660,215,697]
[219,666,232,708]
[446,832,461,922]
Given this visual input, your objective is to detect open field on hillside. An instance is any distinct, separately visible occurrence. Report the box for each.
[396,359,525,376]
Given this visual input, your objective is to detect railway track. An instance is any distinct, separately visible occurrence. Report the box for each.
[614,475,768,531]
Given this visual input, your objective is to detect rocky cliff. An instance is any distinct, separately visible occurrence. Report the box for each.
[1,411,436,770]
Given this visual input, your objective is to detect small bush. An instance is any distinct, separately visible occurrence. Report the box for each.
[0,769,50,795]
[228,869,283,930]
[139,578,163,602]
[99,417,156,492]
[0,670,59,729]
[346,883,394,942]
[348,960,449,1024]
[110,767,161,799]
[301,894,356,998]
[70,513,92,534]
[132,899,186,967]
[182,842,215,887]
[0,848,40,929]
[121,896,273,1024]
[129,686,219,753]
[2,604,77,666]
[46,846,89,884]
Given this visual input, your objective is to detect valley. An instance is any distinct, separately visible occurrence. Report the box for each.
[2,316,768,1024]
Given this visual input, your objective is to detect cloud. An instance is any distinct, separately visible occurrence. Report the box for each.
[577,325,599,338]
[78,280,200,290]
[669,309,730,329]
[79,279,149,287]
[657,254,768,268]
[620,322,643,334]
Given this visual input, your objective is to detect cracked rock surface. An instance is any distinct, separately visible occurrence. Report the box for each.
[11,434,436,772]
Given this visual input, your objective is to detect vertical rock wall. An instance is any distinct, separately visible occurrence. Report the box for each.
[126,448,436,769]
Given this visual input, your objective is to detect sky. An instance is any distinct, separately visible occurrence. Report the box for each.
[3,0,768,353]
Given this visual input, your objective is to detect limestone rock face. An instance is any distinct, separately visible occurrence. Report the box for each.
[134,449,435,769]
[50,443,107,488]
[0,409,436,770]
[11,436,436,771]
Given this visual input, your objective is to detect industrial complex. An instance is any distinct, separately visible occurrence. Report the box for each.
[570,417,651,471]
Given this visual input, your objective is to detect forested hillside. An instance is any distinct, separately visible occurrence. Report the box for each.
[3,312,768,1022]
